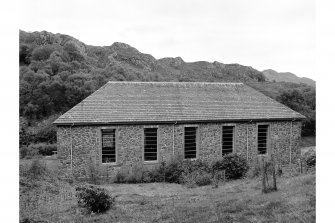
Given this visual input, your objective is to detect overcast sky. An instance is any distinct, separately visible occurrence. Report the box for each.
[19,0,315,80]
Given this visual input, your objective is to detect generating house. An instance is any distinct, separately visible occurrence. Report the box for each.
[54,81,305,179]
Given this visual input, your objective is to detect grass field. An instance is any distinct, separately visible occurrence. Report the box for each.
[20,158,316,223]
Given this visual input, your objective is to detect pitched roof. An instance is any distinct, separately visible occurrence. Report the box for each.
[54,81,305,125]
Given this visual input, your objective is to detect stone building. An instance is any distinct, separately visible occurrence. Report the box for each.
[54,82,305,179]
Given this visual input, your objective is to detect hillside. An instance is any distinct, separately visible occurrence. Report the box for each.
[19,30,315,145]
[262,69,315,87]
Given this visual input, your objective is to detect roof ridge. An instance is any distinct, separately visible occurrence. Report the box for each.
[107,81,244,85]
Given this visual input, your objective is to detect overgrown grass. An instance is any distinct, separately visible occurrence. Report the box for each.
[20,158,315,223]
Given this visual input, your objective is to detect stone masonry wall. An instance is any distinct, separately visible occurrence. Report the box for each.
[57,121,302,179]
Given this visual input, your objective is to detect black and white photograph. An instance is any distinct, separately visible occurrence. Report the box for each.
[10,0,323,222]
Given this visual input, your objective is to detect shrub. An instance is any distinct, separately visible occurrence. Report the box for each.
[75,185,115,213]
[20,146,40,159]
[115,171,126,183]
[161,159,183,183]
[33,127,57,144]
[212,153,249,180]
[155,159,212,184]
[38,144,57,156]
[182,159,211,174]
[181,170,212,187]
[146,167,164,183]
[25,143,57,157]
[304,149,316,168]
[142,170,154,183]
[126,164,146,183]
[114,165,145,184]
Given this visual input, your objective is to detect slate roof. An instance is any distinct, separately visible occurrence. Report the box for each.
[54,81,305,125]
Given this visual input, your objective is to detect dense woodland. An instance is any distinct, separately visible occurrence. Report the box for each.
[19,30,315,148]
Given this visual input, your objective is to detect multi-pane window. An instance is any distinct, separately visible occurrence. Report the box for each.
[101,129,116,163]
[184,127,197,159]
[144,128,158,161]
[257,125,269,154]
[222,126,234,156]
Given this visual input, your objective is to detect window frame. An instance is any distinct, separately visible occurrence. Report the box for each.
[100,127,118,165]
[142,126,159,164]
[183,124,199,160]
[221,123,236,156]
[256,123,270,156]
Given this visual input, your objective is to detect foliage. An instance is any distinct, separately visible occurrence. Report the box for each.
[114,165,146,184]
[182,159,211,174]
[31,115,59,144]
[32,143,57,156]
[19,126,32,147]
[276,88,315,136]
[303,149,316,168]
[75,185,115,213]
[181,170,212,187]
[113,159,213,185]
[19,44,32,65]
[212,153,249,180]
[20,143,57,158]
[157,159,183,183]
[20,146,39,159]
[31,45,56,61]
[149,159,212,184]
[114,170,126,183]
[306,154,316,168]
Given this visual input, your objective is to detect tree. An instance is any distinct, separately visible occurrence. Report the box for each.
[19,44,32,65]
[64,42,84,62]
[277,89,316,136]
[31,45,55,61]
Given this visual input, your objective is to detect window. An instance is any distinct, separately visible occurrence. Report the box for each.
[101,129,116,163]
[257,125,269,155]
[144,128,158,161]
[184,127,197,159]
[222,126,234,156]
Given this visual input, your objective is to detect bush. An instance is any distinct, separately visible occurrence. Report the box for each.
[39,144,57,156]
[114,171,126,183]
[20,146,39,159]
[114,165,145,184]
[160,159,183,183]
[146,167,164,183]
[22,143,57,158]
[304,149,316,168]
[182,159,211,174]
[181,170,212,187]
[212,153,249,180]
[75,185,115,213]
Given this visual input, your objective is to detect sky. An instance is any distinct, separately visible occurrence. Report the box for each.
[19,0,315,80]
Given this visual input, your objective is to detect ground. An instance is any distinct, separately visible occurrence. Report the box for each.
[20,155,316,223]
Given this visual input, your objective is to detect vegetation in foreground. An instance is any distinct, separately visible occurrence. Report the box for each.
[20,158,315,223]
